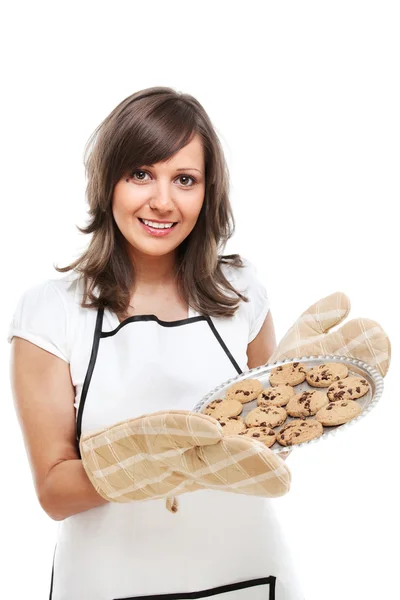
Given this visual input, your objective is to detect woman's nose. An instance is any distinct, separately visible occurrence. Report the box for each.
[150,180,176,212]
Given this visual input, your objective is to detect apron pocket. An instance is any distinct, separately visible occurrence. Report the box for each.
[114,576,276,600]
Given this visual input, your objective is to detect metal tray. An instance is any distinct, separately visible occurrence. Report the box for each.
[193,355,384,453]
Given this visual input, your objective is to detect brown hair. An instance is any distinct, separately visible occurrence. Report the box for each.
[55,86,248,318]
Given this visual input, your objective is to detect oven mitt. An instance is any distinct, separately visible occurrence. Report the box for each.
[80,409,291,510]
[265,291,391,461]
[267,291,391,377]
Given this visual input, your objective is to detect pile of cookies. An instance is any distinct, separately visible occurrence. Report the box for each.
[202,361,370,448]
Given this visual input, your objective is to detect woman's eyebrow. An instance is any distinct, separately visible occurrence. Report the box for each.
[144,164,203,174]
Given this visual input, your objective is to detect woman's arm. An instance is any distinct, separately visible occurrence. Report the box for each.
[9,337,109,521]
[246,310,277,369]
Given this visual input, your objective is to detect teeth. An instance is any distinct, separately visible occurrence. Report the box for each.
[142,219,174,229]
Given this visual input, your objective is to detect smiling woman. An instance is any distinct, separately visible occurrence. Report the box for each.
[8,86,305,600]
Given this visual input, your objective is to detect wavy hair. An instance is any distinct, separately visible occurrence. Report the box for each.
[55,86,248,318]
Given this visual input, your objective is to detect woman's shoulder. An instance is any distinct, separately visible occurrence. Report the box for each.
[7,270,87,363]
[219,254,264,290]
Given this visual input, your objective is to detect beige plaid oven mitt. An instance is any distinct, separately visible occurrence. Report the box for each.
[268,291,391,377]
[266,291,391,460]
[80,409,291,512]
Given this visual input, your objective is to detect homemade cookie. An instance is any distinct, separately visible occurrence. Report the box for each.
[238,426,276,448]
[286,390,330,418]
[327,376,370,402]
[276,420,324,446]
[218,416,246,435]
[306,362,348,387]
[225,379,263,403]
[316,400,361,426]
[203,398,243,420]
[257,384,295,407]
[245,406,287,429]
[269,362,307,386]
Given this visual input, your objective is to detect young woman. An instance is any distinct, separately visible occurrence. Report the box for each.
[8,86,304,599]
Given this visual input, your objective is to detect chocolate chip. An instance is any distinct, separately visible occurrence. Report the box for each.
[315,377,320,382]
[253,433,260,438]
[356,387,361,393]
[361,379,367,384]
[293,362,299,368]
[268,431,275,436]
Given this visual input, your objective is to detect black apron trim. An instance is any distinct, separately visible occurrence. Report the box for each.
[101,313,209,337]
[205,316,243,375]
[75,307,104,451]
[114,576,276,599]
[48,543,56,600]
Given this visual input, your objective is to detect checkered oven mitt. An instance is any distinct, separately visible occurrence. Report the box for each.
[266,291,391,461]
[80,409,291,512]
[268,291,391,377]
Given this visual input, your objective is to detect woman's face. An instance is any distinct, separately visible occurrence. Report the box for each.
[112,133,205,259]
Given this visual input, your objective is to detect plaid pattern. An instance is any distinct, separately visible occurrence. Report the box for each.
[80,410,291,505]
[268,292,391,378]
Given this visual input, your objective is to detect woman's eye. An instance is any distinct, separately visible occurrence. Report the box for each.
[129,170,196,187]
[177,175,196,187]
[131,170,149,182]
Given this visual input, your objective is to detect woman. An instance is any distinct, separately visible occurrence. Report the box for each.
[8,86,304,599]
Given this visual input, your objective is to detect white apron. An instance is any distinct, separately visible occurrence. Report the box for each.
[49,306,305,600]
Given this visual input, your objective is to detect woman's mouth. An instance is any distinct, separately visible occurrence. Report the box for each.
[138,217,178,237]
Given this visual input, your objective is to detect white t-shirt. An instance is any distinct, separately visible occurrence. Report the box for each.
[7,256,270,410]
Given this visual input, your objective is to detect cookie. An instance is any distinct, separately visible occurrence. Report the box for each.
[286,390,330,418]
[305,362,348,387]
[315,400,361,426]
[276,420,324,446]
[257,384,295,407]
[269,362,307,386]
[327,376,370,402]
[203,398,243,420]
[218,416,246,435]
[245,406,287,429]
[225,379,263,403]
[238,426,277,448]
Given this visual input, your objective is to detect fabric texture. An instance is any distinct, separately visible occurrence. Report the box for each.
[268,291,391,378]
[80,409,291,505]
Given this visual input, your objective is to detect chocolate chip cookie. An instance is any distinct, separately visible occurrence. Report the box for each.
[203,398,243,420]
[225,379,263,403]
[218,416,246,435]
[269,362,307,386]
[305,362,348,387]
[257,384,295,407]
[245,406,287,428]
[286,390,330,418]
[276,420,324,446]
[315,400,362,426]
[238,426,277,448]
[327,376,370,402]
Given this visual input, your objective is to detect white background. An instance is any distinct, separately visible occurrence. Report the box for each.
[1,1,399,598]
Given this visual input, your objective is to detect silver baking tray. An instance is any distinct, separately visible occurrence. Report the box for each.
[193,355,384,453]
